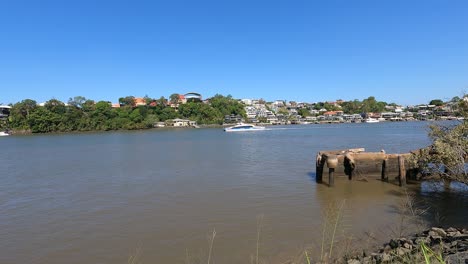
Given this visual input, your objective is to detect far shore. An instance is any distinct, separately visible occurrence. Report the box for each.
[3,119,436,136]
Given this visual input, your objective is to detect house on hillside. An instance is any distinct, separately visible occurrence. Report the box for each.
[0,105,11,118]
[184,92,202,102]
[166,119,198,127]
[224,114,243,123]
[134,98,146,106]
[323,111,344,117]
[178,94,187,104]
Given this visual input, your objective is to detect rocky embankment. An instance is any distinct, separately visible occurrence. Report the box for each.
[346,227,468,264]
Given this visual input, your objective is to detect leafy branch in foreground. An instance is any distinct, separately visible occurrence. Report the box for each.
[409,96,468,184]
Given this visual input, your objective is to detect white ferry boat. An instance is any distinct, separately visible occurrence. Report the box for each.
[364,118,380,123]
[224,123,266,132]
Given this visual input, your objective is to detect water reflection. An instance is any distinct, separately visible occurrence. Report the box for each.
[415,181,468,227]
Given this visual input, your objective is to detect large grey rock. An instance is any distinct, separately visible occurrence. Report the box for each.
[361,256,374,264]
[403,242,412,249]
[397,247,411,256]
[454,234,468,240]
[381,253,391,262]
[431,227,448,237]
[447,231,462,237]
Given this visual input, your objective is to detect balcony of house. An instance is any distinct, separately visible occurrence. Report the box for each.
[224,114,243,124]
[0,105,11,118]
[184,92,202,103]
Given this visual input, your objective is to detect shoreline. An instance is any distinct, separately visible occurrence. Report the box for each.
[5,120,442,136]
[343,226,468,263]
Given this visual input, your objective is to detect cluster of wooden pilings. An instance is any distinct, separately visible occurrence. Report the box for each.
[316,148,418,187]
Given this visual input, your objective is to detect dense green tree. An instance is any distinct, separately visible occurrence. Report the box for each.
[341,100,362,114]
[119,96,135,107]
[45,99,66,114]
[360,96,387,113]
[429,99,444,106]
[27,107,61,133]
[178,102,223,124]
[322,102,341,111]
[144,114,159,128]
[157,96,167,106]
[9,99,37,129]
[298,108,310,117]
[158,107,179,121]
[129,108,144,123]
[169,93,180,104]
[209,94,246,118]
[16,99,37,117]
[68,96,87,108]
[82,100,95,112]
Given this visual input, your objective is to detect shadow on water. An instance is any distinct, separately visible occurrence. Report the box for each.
[416,182,468,228]
[385,182,468,228]
[307,172,316,184]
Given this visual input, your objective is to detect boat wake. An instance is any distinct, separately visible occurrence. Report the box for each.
[263,127,307,131]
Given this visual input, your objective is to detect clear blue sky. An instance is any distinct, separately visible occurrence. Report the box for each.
[1,0,467,105]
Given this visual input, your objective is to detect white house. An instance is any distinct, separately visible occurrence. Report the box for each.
[167,119,198,127]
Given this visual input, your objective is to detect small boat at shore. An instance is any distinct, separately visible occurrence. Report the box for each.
[0,131,10,137]
[364,118,379,123]
[224,123,266,132]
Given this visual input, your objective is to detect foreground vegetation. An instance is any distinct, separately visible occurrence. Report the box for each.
[410,97,467,185]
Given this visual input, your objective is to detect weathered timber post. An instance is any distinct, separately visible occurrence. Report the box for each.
[327,155,338,187]
[344,153,355,180]
[398,155,407,187]
[381,155,388,182]
[316,153,323,183]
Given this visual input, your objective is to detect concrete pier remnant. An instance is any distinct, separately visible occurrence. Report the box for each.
[326,155,338,187]
[315,148,417,187]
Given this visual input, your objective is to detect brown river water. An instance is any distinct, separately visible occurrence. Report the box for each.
[1,122,466,263]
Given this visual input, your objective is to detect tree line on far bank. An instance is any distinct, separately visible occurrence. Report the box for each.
[3,94,466,134]
[5,94,246,133]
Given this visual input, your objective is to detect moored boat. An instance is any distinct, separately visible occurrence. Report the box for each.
[224,123,266,132]
[0,131,10,137]
[364,118,379,123]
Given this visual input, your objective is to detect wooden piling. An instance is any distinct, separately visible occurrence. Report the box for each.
[326,154,338,187]
[398,155,407,186]
[329,168,335,187]
[344,153,355,180]
[381,156,388,182]
[316,154,323,183]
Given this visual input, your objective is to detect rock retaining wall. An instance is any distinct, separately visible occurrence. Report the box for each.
[344,227,468,264]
